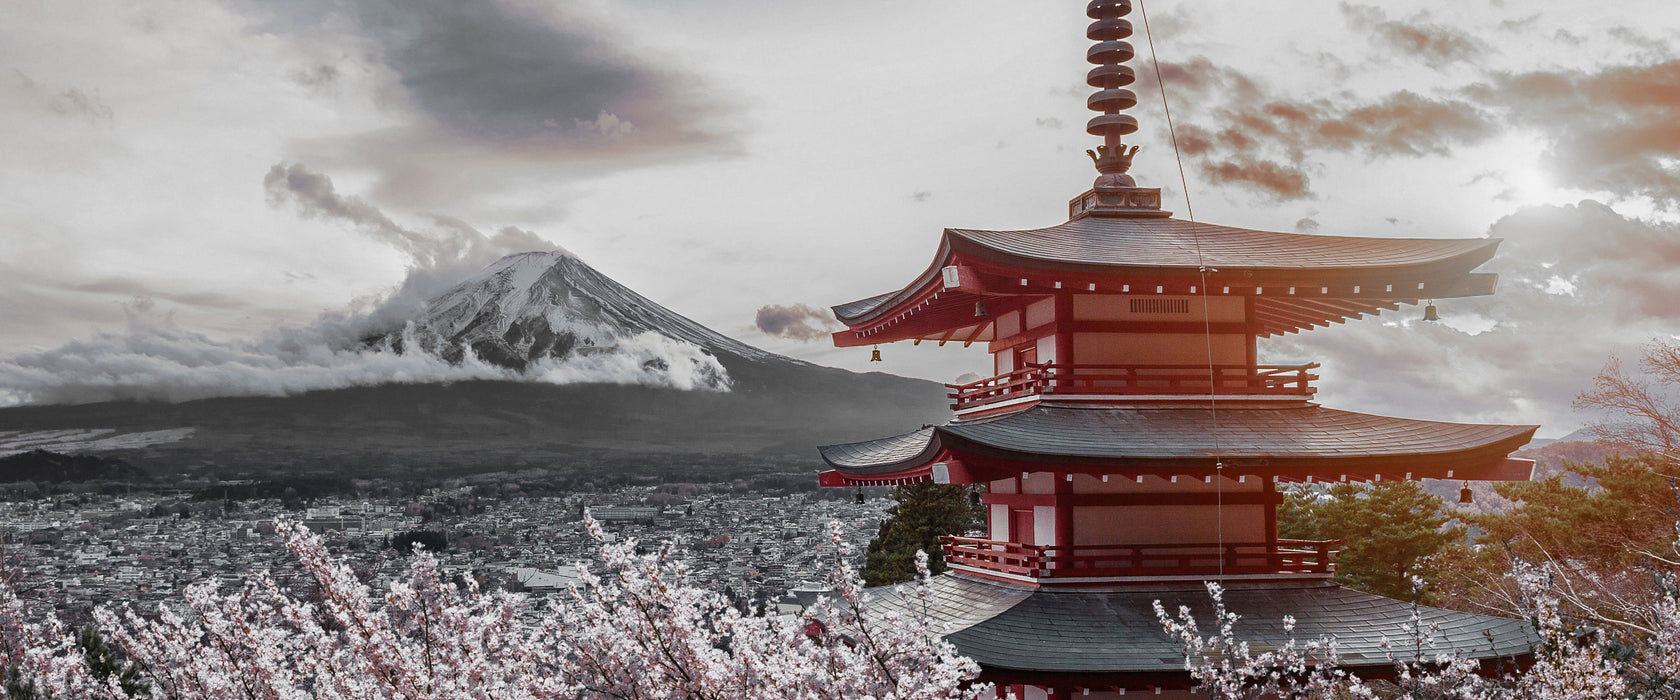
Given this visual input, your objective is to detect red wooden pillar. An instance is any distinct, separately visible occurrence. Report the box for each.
[1054,472,1073,550]
[1244,295,1258,369]
[1055,292,1074,368]
[1264,477,1278,545]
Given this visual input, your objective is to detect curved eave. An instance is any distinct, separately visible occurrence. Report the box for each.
[865,576,1537,677]
[817,404,1538,484]
[832,220,1504,344]
[946,218,1501,274]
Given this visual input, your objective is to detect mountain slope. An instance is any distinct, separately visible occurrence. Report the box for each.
[369,251,786,388]
[0,251,953,474]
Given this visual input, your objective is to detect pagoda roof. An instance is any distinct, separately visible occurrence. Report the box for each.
[943,217,1498,274]
[832,216,1501,344]
[865,575,1536,677]
[817,403,1537,484]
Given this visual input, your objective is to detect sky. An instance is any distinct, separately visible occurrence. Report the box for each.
[3,0,1679,438]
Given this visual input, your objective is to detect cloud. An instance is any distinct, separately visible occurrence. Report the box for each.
[1269,200,1680,434]
[1466,61,1680,208]
[0,319,726,406]
[1137,59,1493,200]
[754,304,837,343]
[1340,3,1490,70]
[1148,53,1680,209]
[4,69,113,120]
[1498,14,1541,33]
[1201,158,1312,200]
[264,161,555,273]
[1552,29,1587,47]
[260,0,742,206]
[263,161,575,347]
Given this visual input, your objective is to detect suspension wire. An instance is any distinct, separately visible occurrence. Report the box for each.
[1138,0,1226,578]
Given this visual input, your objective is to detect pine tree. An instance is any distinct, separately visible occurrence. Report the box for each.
[78,624,147,697]
[1281,480,1461,601]
[861,483,983,587]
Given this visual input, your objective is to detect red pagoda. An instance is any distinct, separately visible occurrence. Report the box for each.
[816,2,1539,697]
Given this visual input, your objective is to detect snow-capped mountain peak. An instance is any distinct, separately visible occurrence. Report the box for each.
[368,250,790,390]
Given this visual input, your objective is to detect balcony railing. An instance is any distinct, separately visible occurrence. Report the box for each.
[940,535,1339,579]
[947,362,1319,411]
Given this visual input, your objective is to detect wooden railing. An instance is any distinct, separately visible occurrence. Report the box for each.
[941,536,1338,579]
[946,362,1318,410]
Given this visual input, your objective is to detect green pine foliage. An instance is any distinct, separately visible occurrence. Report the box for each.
[1280,480,1462,602]
[1471,454,1679,569]
[77,624,147,697]
[861,483,984,587]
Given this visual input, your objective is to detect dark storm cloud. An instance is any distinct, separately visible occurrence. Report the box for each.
[1467,61,1680,207]
[344,1,657,143]
[261,0,739,205]
[754,304,837,343]
[1339,3,1490,70]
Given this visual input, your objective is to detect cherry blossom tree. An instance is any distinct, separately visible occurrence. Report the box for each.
[0,516,983,700]
[1157,560,1680,700]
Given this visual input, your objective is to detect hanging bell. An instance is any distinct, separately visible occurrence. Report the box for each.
[855,489,866,504]
[974,299,989,317]
[1423,302,1439,322]
[1459,481,1473,504]
[870,346,882,362]
[969,489,982,507]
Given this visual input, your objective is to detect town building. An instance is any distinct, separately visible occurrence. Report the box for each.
[815,2,1539,697]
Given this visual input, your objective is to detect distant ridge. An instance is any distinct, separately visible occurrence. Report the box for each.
[0,449,148,482]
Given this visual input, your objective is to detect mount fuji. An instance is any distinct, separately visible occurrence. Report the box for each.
[0,251,951,474]
[367,251,764,389]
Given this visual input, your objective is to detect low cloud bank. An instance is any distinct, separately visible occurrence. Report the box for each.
[0,164,729,406]
[0,320,727,407]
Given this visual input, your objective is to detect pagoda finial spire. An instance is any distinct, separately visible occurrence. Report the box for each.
[1067,0,1166,218]
[1085,0,1140,187]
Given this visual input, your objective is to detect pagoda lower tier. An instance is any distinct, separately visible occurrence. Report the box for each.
[818,401,1538,488]
[865,576,1538,697]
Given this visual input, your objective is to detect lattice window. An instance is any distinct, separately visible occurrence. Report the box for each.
[1129,298,1191,314]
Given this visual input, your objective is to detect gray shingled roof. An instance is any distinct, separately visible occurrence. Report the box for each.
[817,427,940,474]
[947,217,1499,271]
[865,575,1536,674]
[818,403,1536,473]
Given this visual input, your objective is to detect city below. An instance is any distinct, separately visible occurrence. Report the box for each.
[0,480,889,627]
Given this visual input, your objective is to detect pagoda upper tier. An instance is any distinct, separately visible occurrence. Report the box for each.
[832,215,1501,346]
